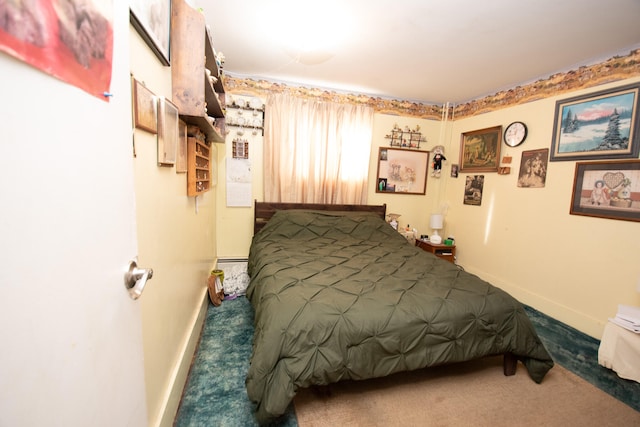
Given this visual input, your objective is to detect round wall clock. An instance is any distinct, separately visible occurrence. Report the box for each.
[504,121,528,147]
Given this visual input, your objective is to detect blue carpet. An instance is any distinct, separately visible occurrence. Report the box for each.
[175,296,296,427]
[524,305,640,412]
[175,297,639,426]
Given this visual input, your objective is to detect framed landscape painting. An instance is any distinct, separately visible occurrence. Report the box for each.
[550,83,640,161]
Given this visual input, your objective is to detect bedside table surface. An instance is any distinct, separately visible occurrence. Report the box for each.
[415,239,455,249]
[415,239,456,263]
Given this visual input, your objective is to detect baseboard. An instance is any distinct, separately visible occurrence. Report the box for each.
[156,288,209,427]
[464,265,605,339]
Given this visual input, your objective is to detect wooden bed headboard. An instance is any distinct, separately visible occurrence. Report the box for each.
[254,201,387,235]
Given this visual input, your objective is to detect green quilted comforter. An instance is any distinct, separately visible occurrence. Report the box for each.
[246,210,554,421]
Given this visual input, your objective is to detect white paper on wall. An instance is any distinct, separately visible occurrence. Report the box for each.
[226,158,252,207]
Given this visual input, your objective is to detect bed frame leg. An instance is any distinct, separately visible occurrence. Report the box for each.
[503,352,517,376]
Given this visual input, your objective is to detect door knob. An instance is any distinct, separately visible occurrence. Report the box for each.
[125,258,153,300]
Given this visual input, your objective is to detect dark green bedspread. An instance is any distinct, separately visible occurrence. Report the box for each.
[246,210,554,421]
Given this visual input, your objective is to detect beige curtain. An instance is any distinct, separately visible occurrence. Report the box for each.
[264,93,374,204]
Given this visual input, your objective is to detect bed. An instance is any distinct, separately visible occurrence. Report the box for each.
[246,202,554,422]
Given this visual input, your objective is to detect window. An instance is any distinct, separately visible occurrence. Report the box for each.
[264,93,374,204]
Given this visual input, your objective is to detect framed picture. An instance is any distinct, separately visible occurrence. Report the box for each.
[570,160,640,222]
[459,126,502,173]
[130,0,171,66]
[376,147,429,195]
[157,97,179,166]
[517,149,549,188]
[550,83,640,161]
[132,78,157,133]
[176,120,187,173]
[464,175,485,206]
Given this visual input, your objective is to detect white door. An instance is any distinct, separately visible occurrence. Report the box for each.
[0,7,147,427]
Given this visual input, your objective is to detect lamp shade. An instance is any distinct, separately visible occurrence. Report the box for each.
[430,214,443,230]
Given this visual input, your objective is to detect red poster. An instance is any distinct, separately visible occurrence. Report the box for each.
[0,0,113,101]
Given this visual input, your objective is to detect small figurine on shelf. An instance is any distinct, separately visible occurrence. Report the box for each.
[387,213,400,230]
[431,145,447,178]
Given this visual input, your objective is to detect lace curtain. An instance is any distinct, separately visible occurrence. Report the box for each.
[263,93,374,204]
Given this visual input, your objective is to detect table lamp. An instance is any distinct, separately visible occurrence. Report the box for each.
[429,214,443,244]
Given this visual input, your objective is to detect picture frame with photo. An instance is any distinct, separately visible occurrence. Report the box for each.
[517,149,549,188]
[464,175,484,206]
[130,0,171,66]
[157,97,179,166]
[132,78,157,134]
[376,147,429,195]
[176,119,187,173]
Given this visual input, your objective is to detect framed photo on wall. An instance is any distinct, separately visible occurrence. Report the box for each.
[176,119,187,173]
[459,126,502,173]
[376,147,429,195]
[130,0,171,65]
[157,97,179,166]
[570,160,640,222]
[464,175,484,206]
[517,149,549,188]
[132,78,157,134]
[550,83,640,161]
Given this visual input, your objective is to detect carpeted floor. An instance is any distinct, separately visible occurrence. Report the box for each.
[293,356,640,426]
[174,297,639,426]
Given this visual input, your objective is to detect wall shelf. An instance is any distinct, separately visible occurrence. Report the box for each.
[384,125,426,149]
[170,0,226,143]
[187,137,211,196]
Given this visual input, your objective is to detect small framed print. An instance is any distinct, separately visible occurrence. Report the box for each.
[157,96,179,166]
[176,120,187,173]
[132,78,157,134]
[517,149,549,188]
[464,175,484,206]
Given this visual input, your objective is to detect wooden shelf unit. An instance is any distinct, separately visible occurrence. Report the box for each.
[187,137,211,196]
[170,0,225,143]
[385,127,426,149]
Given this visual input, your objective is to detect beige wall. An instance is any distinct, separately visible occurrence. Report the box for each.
[215,94,266,256]
[130,28,216,426]
[216,94,443,256]
[218,80,640,339]
[444,77,640,339]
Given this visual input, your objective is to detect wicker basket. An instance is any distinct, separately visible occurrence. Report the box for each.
[610,199,632,208]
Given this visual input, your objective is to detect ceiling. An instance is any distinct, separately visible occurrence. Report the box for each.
[196,0,640,105]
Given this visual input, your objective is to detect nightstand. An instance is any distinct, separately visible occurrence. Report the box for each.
[415,239,456,263]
